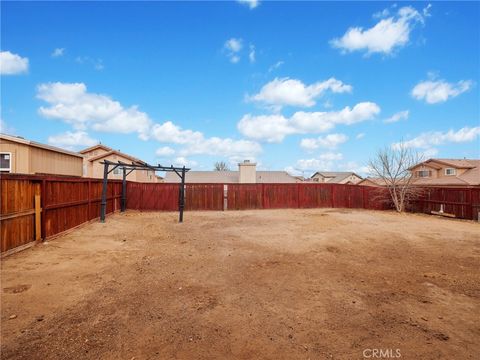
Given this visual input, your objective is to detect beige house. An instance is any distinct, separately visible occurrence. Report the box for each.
[408,158,480,187]
[310,171,363,184]
[164,160,300,183]
[359,159,480,188]
[0,133,83,176]
[79,144,160,182]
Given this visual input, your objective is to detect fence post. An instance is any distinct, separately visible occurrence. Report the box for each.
[262,183,265,209]
[467,188,473,220]
[41,179,46,240]
[297,183,300,208]
[35,194,41,242]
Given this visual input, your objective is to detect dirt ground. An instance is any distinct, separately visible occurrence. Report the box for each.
[1,209,479,360]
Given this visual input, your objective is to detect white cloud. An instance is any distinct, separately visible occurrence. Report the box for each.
[248,77,352,109]
[300,133,348,151]
[268,60,284,73]
[224,38,243,63]
[47,131,98,150]
[155,146,175,157]
[37,82,152,139]
[393,126,480,149]
[0,51,29,75]
[249,45,256,63]
[237,0,260,9]
[294,153,344,171]
[384,110,409,123]
[356,132,365,139]
[238,102,380,142]
[75,56,104,70]
[373,8,390,19]
[51,48,65,58]
[173,157,198,168]
[150,120,262,159]
[331,5,427,55]
[411,79,473,104]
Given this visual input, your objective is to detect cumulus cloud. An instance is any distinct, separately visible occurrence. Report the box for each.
[150,121,261,159]
[248,77,352,109]
[294,153,344,171]
[155,146,175,157]
[37,82,152,139]
[331,5,428,55]
[393,126,480,149]
[51,48,65,58]
[224,38,243,63]
[237,0,260,9]
[173,157,198,168]
[384,110,409,123]
[300,133,348,151]
[0,51,29,75]
[47,131,98,150]
[411,78,473,104]
[238,102,380,142]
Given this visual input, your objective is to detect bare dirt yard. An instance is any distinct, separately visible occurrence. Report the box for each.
[1,209,479,359]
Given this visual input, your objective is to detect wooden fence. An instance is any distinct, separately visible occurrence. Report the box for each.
[126,183,391,211]
[1,174,121,254]
[1,174,479,254]
[410,187,480,221]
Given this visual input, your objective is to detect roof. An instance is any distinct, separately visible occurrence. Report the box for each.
[164,170,298,183]
[311,171,362,183]
[0,133,84,158]
[86,150,146,165]
[409,158,477,170]
[78,144,112,154]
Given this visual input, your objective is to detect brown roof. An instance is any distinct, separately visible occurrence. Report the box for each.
[0,133,84,158]
[78,144,112,154]
[86,150,146,165]
[410,158,477,170]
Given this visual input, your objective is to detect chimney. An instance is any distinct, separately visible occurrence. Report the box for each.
[238,160,257,183]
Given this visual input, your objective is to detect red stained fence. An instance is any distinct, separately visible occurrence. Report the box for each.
[2,174,479,254]
[1,174,121,253]
[410,187,480,221]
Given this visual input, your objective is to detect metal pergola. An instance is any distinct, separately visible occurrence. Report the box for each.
[99,160,190,223]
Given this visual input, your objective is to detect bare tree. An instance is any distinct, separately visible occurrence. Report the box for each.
[368,142,423,212]
[214,161,230,171]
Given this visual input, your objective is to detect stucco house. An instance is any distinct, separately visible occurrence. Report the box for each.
[0,133,83,176]
[408,158,480,187]
[310,171,363,184]
[79,144,161,182]
[359,158,480,188]
[164,160,300,183]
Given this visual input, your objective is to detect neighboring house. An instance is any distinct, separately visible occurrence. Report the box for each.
[0,133,83,176]
[164,160,300,183]
[79,144,159,182]
[408,158,480,187]
[358,177,387,187]
[310,171,363,184]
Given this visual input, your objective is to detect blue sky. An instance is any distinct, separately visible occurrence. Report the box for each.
[1,1,479,175]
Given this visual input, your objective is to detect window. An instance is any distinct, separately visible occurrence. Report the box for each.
[113,168,120,175]
[445,168,456,176]
[416,170,431,178]
[0,152,11,172]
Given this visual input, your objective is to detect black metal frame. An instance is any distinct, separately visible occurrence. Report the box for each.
[99,160,189,223]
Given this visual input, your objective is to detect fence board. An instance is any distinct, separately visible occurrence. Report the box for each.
[185,184,224,211]
[227,184,263,210]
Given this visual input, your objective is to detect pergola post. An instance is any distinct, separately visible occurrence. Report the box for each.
[179,166,186,223]
[121,167,127,212]
[100,162,109,222]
